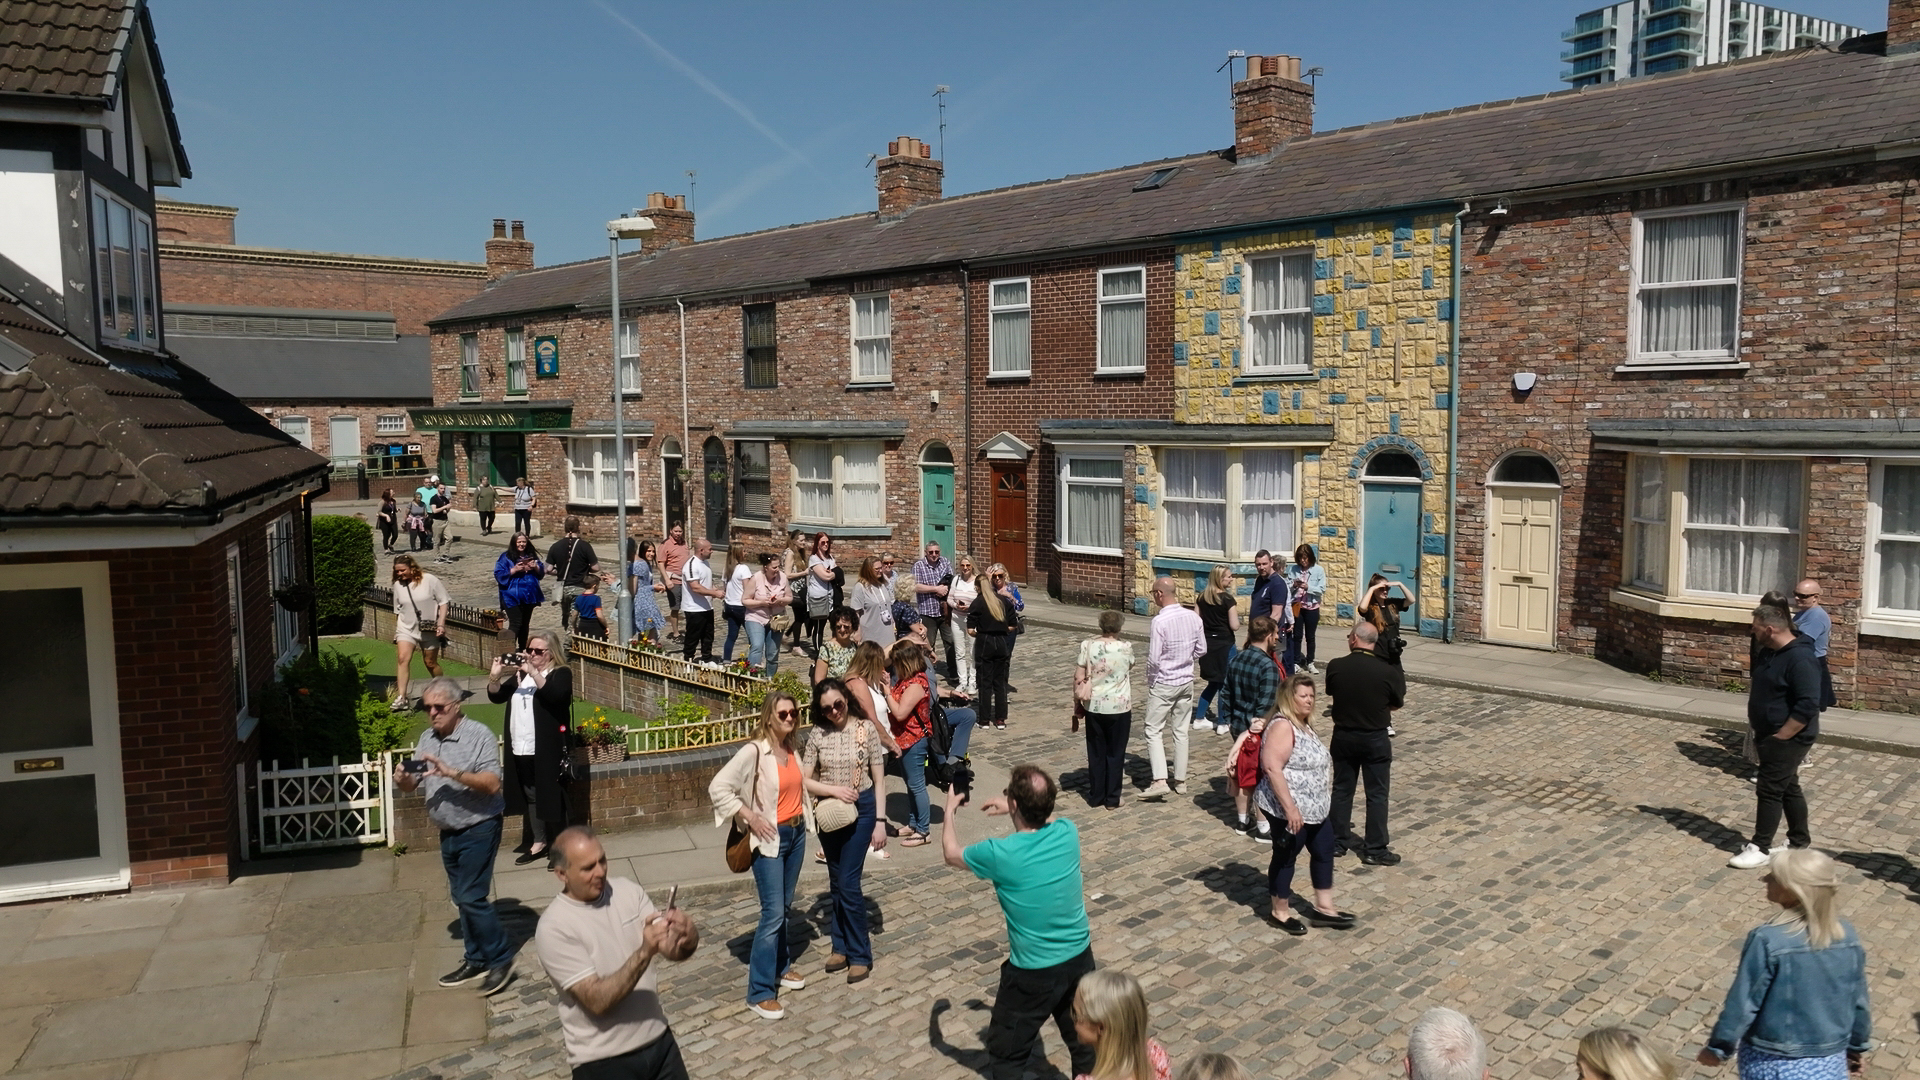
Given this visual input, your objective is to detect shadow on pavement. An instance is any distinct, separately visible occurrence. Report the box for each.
[441,897,540,949]
[1636,805,1745,854]
[1191,860,1272,918]
[1674,732,1751,780]
[930,997,1070,1080]
[1831,850,1920,907]
[801,891,885,936]
[232,845,371,879]
[723,918,822,967]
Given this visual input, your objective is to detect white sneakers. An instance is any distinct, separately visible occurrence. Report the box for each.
[1140,780,1171,801]
[1728,843,1771,870]
[1190,717,1215,730]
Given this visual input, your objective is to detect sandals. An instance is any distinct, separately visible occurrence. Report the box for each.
[899,833,930,847]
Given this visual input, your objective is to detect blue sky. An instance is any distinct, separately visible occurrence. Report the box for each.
[151,0,1892,266]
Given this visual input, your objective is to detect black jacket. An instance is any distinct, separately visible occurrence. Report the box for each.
[491,666,578,827]
[1749,632,1821,744]
[1324,649,1405,733]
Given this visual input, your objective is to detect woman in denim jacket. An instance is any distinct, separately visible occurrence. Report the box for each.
[1698,848,1870,1079]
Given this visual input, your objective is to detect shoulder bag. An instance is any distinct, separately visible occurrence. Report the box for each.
[555,538,582,607]
[723,745,762,873]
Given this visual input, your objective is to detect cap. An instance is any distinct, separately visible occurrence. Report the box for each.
[426,474,439,483]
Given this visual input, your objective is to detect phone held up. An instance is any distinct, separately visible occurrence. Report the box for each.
[401,758,432,774]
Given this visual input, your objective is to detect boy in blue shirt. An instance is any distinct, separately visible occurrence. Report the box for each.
[573,574,607,640]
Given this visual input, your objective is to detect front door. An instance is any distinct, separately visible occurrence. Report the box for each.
[0,563,128,901]
[662,450,686,533]
[990,464,1028,583]
[328,416,360,468]
[1360,482,1422,629]
[1485,487,1558,647]
[702,439,729,544]
[921,465,955,551]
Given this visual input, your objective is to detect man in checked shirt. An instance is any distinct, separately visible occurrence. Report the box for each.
[1140,577,1206,801]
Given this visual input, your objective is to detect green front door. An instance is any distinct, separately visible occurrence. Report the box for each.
[921,465,954,550]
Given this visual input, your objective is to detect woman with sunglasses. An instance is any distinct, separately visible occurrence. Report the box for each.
[489,631,573,866]
[709,693,813,1020]
[390,555,449,712]
[947,554,980,702]
[813,607,860,685]
[968,567,1019,730]
[805,533,838,653]
[882,639,935,846]
[801,678,887,983]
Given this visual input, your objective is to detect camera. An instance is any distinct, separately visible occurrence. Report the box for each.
[499,652,526,666]
[401,758,431,774]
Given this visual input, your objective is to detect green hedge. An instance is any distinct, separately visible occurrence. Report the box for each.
[259,647,412,765]
[313,514,375,634]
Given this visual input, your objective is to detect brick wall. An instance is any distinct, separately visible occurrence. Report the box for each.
[154,201,235,244]
[1454,165,1920,712]
[432,270,969,569]
[256,402,431,462]
[159,252,485,336]
[965,249,1175,605]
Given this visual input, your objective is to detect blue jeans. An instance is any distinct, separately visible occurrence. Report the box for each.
[819,788,877,966]
[722,604,747,661]
[943,705,976,764]
[1194,644,1236,722]
[747,823,806,1004]
[745,620,779,673]
[898,739,931,836]
[439,817,509,970]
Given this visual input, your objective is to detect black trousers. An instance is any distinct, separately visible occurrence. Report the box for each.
[682,609,715,661]
[511,753,561,850]
[379,521,397,551]
[1082,710,1129,808]
[1329,728,1393,856]
[478,509,496,534]
[984,945,1096,1080]
[975,638,1011,723]
[514,509,532,535]
[505,604,534,651]
[571,1030,688,1080]
[926,612,956,681]
[1754,736,1812,850]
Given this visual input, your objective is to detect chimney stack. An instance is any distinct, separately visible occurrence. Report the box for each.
[1891,0,1920,54]
[1231,54,1314,162]
[486,218,534,281]
[642,192,696,250]
[876,135,943,217]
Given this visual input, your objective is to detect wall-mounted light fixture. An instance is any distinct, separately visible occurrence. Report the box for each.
[1513,371,1536,392]
[1489,199,1509,216]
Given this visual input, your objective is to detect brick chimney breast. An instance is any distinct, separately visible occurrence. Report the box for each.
[876,135,943,217]
[485,218,535,281]
[642,192,696,250]
[1891,0,1920,54]
[1232,53,1314,162]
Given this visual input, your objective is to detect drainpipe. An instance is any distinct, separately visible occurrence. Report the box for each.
[676,297,690,531]
[959,263,971,559]
[1444,201,1468,643]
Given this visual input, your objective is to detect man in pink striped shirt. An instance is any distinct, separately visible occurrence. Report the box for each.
[1141,576,1206,800]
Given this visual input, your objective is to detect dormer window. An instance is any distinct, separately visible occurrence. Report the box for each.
[90,186,158,349]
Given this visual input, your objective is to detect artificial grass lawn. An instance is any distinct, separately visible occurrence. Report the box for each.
[322,635,484,678]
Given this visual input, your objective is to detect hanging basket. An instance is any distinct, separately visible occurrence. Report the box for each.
[273,583,316,612]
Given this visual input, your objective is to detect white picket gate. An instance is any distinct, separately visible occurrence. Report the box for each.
[238,754,395,859]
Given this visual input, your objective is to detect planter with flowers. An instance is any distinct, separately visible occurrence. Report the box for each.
[577,707,628,765]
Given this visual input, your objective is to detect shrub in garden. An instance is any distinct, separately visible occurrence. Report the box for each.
[313,514,376,634]
[258,647,368,765]
[730,671,807,717]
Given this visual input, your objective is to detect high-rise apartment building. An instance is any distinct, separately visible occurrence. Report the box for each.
[1561,0,1865,85]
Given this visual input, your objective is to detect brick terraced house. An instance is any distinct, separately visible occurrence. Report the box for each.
[0,0,331,899]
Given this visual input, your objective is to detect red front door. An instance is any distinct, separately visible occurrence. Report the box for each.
[990,464,1028,583]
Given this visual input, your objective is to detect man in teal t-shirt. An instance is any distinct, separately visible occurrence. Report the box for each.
[942,766,1094,1080]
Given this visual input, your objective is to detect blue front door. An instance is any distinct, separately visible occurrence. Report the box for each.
[1361,483,1421,628]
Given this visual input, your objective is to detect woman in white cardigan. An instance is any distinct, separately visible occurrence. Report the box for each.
[709,693,816,1020]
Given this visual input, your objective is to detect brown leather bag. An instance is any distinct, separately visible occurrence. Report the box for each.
[723,746,761,873]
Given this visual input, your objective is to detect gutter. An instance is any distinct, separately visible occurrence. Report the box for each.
[0,469,329,530]
[960,262,972,561]
[1445,201,1468,643]
[676,298,690,490]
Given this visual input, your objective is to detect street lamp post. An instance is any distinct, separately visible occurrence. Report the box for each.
[607,212,655,641]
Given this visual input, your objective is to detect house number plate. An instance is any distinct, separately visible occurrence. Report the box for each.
[14,758,62,773]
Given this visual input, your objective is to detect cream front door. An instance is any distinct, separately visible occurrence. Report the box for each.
[1485,487,1558,648]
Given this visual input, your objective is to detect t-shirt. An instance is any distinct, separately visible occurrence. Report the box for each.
[548,538,600,588]
[963,817,1091,969]
[681,555,713,612]
[807,554,836,598]
[508,675,537,756]
[415,716,504,830]
[534,878,670,1067]
[512,486,535,510]
[1794,604,1832,658]
[416,484,438,506]
[724,563,752,607]
[574,594,603,622]
[392,574,451,638]
[429,491,450,521]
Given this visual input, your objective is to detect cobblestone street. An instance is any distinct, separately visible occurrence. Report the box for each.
[391,623,1920,1080]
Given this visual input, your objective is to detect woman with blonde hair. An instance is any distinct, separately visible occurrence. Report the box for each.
[708,693,813,1019]
[1257,673,1351,935]
[1070,969,1172,1080]
[783,530,813,657]
[1192,564,1240,733]
[1172,1054,1250,1080]
[947,553,980,701]
[850,556,893,644]
[1577,1028,1675,1080]
[842,640,900,754]
[1697,847,1870,1078]
[968,566,1019,729]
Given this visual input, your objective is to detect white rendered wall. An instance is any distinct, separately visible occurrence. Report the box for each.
[0,149,64,295]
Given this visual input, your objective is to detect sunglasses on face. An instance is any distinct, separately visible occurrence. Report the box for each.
[526,647,550,655]
[822,699,847,713]
[425,702,457,713]
[1794,592,1818,600]
[775,708,797,719]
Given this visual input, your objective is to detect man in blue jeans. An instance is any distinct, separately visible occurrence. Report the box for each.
[396,676,515,996]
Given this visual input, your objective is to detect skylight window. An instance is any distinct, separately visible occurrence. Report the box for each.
[1132,167,1179,192]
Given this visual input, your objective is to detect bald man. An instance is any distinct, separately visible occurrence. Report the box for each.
[1791,578,1836,710]
[1141,576,1206,800]
[535,827,698,1079]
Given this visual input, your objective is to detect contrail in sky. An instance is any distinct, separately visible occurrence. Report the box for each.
[590,0,809,165]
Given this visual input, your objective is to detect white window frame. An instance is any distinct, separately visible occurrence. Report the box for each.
[376,414,407,435]
[504,328,527,395]
[227,543,251,737]
[734,440,772,523]
[1864,460,1920,633]
[1619,453,1803,605]
[618,319,642,394]
[267,513,303,666]
[1095,266,1147,373]
[1627,203,1744,367]
[1244,250,1314,373]
[1056,447,1125,556]
[789,440,886,527]
[90,184,159,350]
[1157,446,1300,560]
[566,436,638,507]
[1627,453,1668,591]
[988,276,1031,378]
[459,333,480,397]
[278,415,312,449]
[850,293,892,382]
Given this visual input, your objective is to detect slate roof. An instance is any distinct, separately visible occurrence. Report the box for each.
[0,0,190,177]
[169,334,432,402]
[434,36,1920,327]
[0,291,329,519]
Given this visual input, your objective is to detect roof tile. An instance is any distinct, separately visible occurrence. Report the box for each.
[0,0,132,102]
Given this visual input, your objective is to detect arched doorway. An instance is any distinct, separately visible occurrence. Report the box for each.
[659,437,685,535]
[1484,451,1562,648]
[919,442,955,551]
[703,437,729,544]
[1360,450,1424,630]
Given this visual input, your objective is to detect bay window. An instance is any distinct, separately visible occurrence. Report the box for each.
[1160,447,1297,559]
[1622,454,1801,600]
[566,437,638,506]
[1058,452,1124,554]
[1630,206,1742,365]
[791,441,884,526]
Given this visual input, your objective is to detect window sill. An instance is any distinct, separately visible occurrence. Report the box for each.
[1607,587,1753,623]
[987,372,1031,382]
[845,381,894,391]
[1093,368,1146,379]
[1860,616,1920,641]
[730,517,774,531]
[620,390,644,399]
[1613,361,1750,374]
[1053,543,1123,558]
[1232,371,1319,385]
[236,710,259,742]
[788,523,895,538]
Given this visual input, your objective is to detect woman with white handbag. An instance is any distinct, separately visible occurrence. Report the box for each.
[801,678,887,985]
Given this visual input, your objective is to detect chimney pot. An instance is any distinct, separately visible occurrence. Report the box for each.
[1285,55,1300,80]
[492,218,507,238]
[635,193,696,250]
[875,134,943,216]
[1231,50,1315,161]
[510,220,525,240]
[486,219,535,281]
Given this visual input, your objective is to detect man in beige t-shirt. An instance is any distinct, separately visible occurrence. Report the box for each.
[535,827,698,1079]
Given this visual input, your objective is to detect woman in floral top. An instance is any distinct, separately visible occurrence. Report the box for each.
[812,607,859,684]
[1075,610,1135,811]
[800,678,886,983]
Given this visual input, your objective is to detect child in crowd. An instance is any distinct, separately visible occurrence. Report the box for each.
[1072,969,1172,1080]
[573,574,607,640]
[1224,716,1272,843]
[1173,1054,1253,1080]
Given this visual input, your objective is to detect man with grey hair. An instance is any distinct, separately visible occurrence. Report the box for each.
[394,676,514,996]
[1406,1007,1488,1080]
[1140,576,1206,800]
[1729,601,1822,869]
[1326,621,1406,865]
